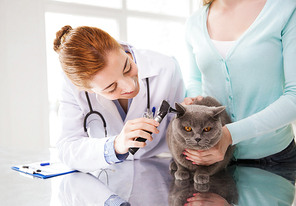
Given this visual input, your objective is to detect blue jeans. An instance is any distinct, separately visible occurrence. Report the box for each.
[230,139,296,183]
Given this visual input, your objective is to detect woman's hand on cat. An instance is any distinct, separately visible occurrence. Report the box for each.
[184,126,232,166]
[181,97,195,105]
[185,192,231,206]
[114,118,160,154]
[181,95,203,105]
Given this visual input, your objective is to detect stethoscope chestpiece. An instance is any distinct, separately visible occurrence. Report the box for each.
[143,109,154,119]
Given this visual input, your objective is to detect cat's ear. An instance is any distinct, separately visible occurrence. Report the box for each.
[174,102,186,117]
[211,106,226,118]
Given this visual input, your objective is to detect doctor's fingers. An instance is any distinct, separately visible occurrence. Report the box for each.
[128,140,147,148]
[129,130,154,142]
[128,122,160,135]
[126,118,159,127]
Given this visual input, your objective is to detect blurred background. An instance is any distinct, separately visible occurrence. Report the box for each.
[0,0,202,150]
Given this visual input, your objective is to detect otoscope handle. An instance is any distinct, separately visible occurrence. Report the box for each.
[128,116,163,155]
[128,132,152,155]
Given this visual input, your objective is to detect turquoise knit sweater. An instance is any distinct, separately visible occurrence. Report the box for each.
[185,0,296,159]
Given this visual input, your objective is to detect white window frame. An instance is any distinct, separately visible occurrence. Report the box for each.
[45,0,199,41]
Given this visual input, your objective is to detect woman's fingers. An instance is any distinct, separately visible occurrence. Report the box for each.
[186,149,211,157]
[181,95,204,106]
[184,149,221,166]
[181,97,195,105]
[195,95,204,101]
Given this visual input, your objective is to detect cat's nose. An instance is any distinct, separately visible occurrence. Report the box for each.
[195,138,201,143]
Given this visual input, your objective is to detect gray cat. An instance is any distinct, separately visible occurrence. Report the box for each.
[166,96,235,190]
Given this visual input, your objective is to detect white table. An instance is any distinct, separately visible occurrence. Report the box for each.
[1,147,296,206]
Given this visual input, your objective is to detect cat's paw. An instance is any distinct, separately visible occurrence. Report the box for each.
[174,179,191,188]
[194,174,209,184]
[175,170,190,180]
[169,161,177,171]
[194,182,210,192]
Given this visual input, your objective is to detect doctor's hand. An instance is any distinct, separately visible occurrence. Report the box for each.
[181,95,203,106]
[114,118,160,154]
[183,126,232,166]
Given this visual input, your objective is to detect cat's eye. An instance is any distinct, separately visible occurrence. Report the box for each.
[184,126,192,132]
[203,127,211,132]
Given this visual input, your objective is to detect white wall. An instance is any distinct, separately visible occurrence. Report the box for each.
[0,0,49,149]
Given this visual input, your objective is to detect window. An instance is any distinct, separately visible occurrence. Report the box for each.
[45,0,201,147]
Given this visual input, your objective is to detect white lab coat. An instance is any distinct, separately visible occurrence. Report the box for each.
[56,43,185,172]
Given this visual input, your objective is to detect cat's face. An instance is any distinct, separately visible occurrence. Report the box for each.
[171,104,225,150]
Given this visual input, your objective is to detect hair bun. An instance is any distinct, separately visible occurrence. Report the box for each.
[53,25,72,52]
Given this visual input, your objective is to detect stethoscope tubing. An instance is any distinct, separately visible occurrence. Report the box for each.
[83,91,107,137]
[146,77,150,111]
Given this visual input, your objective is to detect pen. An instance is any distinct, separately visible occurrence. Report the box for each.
[40,162,50,166]
[152,107,156,117]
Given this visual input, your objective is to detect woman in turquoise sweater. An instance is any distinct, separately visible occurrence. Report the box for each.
[183,0,296,168]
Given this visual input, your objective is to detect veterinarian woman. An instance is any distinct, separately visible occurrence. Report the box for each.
[53,25,185,172]
[183,0,296,168]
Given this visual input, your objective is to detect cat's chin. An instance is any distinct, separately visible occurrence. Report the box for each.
[196,145,211,150]
[186,145,210,150]
[197,138,221,150]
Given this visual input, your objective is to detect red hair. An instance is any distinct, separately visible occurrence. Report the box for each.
[203,0,214,5]
[53,25,122,89]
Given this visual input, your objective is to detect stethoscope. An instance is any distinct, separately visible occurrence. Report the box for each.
[83,78,152,137]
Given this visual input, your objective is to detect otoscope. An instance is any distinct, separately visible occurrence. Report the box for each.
[128,100,171,155]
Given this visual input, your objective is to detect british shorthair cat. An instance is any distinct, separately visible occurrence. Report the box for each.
[166,96,235,189]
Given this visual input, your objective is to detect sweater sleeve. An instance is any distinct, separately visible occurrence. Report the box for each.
[227,8,296,144]
[185,20,203,98]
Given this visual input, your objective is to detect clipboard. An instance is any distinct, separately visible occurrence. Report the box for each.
[11,161,78,179]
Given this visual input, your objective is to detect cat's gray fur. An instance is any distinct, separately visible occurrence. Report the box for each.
[166,96,235,189]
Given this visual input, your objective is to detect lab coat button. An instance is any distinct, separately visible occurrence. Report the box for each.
[105,150,108,154]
